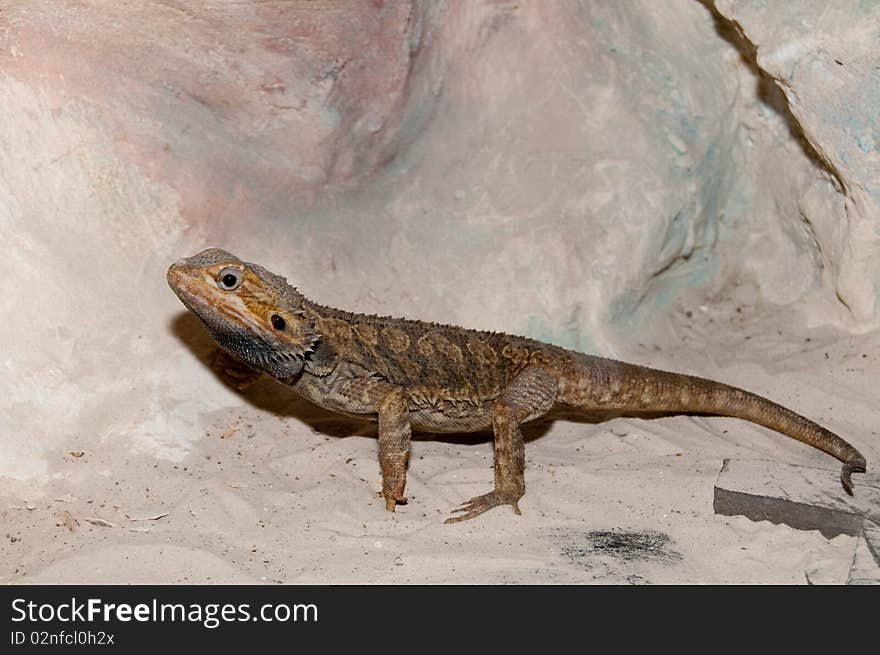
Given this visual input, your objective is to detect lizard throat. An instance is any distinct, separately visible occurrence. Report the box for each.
[206,322,309,381]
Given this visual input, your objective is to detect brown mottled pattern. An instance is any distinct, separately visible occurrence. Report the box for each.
[305,301,555,406]
[167,248,868,523]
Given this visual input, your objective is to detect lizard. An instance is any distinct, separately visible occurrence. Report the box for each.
[167,248,867,523]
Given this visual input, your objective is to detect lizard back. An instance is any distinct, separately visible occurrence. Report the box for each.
[303,301,567,408]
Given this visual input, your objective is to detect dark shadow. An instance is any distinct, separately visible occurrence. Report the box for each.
[169,311,218,364]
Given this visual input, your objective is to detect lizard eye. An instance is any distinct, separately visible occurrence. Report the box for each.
[217,268,242,291]
[271,314,286,330]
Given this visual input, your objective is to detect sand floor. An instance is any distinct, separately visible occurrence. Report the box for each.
[3,285,878,585]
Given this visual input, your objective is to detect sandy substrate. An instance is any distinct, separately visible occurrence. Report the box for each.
[3,285,877,585]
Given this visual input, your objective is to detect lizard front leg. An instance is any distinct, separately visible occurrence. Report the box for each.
[211,349,264,390]
[378,387,412,512]
[300,373,413,512]
[445,367,557,523]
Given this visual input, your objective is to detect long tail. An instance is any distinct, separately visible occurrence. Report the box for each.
[569,355,867,494]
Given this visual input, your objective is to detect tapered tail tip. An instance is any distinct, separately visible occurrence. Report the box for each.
[841,457,866,496]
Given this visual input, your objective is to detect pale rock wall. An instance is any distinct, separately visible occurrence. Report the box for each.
[0,1,877,481]
[714,0,880,325]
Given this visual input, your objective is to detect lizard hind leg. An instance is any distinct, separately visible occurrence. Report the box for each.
[443,407,526,524]
[445,367,557,524]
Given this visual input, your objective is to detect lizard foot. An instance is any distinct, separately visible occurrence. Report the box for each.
[379,492,408,512]
[444,490,522,524]
[211,349,264,390]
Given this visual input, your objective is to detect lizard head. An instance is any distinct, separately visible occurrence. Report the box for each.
[167,248,320,381]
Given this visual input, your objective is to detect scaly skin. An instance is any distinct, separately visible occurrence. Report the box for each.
[167,248,867,523]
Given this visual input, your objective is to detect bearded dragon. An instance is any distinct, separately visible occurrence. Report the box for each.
[167,248,867,523]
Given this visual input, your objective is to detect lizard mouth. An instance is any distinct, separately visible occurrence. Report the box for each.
[167,265,254,329]
[166,265,206,310]
[167,273,211,316]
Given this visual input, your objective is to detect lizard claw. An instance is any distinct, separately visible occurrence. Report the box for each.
[444,490,523,524]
